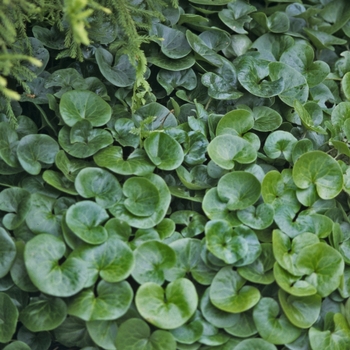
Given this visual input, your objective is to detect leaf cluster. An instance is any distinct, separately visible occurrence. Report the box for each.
[2,0,350,349]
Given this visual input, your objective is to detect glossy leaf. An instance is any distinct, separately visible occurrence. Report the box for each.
[210,267,260,313]
[60,90,111,127]
[135,278,198,329]
[253,297,301,344]
[0,292,18,343]
[24,234,88,297]
[68,280,133,321]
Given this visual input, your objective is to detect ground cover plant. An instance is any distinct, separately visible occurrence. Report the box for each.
[1,0,350,349]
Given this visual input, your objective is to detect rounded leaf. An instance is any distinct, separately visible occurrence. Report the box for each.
[0,228,16,278]
[0,292,18,343]
[19,297,67,332]
[278,289,321,329]
[68,280,133,321]
[210,267,260,313]
[75,167,122,208]
[132,241,176,284]
[135,278,198,329]
[293,151,343,199]
[237,203,274,230]
[116,318,176,350]
[123,177,160,217]
[217,171,261,210]
[216,109,254,136]
[60,90,111,127]
[17,134,59,175]
[235,338,277,350]
[253,297,301,344]
[144,132,184,171]
[208,134,257,169]
[24,234,88,297]
[66,201,109,244]
[86,320,117,350]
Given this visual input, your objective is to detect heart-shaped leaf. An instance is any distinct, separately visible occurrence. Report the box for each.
[217,171,261,210]
[278,289,321,329]
[293,151,343,199]
[208,134,257,169]
[263,130,297,162]
[132,241,176,284]
[109,174,171,229]
[144,132,184,171]
[216,109,254,136]
[19,297,67,332]
[205,220,261,266]
[210,267,260,313]
[60,90,111,127]
[86,320,118,350]
[94,146,155,176]
[68,280,133,321]
[0,188,31,230]
[74,167,122,209]
[237,203,274,230]
[66,200,109,244]
[253,297,301,344]
[0,292,18,343]
[95,48,136,87]
[234,338,277,350]
[135,278,198,329]
[24,234,87,297]
[71,235,134,286]
[116,318,176,350]
[58,121,113,158]
[17,134,59,175]
[252,106,282,132]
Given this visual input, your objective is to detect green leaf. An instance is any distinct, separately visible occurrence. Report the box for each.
[58,121,113,158]
[216,109,254,136]
[135,278,198,329]
[237,56,285,97]
[237,203,274,230]
[32,25,65,49]
[295,243,344,297]
[218,1,256,34]
[95,48,136,87]
[68,280,133,321]
[294,100,327,134]
[292,151,343,199]
[210,267,260,313]
[0,121,20,167]
[3,341,31,350]
[150,23,192,59]
[86,320,117,350]
[342,71,350,100]
[234,338,277,350]
[17,327,51,350]
[109,174,171,229]
[94,146,155,176]
[280,41,330,87]
[252,106,282,132]
[112,118,139,148]
[24,234,88,297]
[208,134,257,169]
[66,200,109,244]
[202,188,241,226]
[132,241,176,284]
[42,170,78,195]
[309,313,350,350]
[19,297,67,332]
[116,318,176,350]
[0,187,31,231]
[237,243,275,285]
[263,130,297,162]
[304,28,347,51]
[157,69,197,95]
[200,288,239,328]
[72,235,134,285]
[252,11,290,33]
[269,62,309,106]
[55,150,90,182]
[123,176,160,217]
[170,211,206,238]
[253,297,301,344]
[170,318,203,345]
[147,52,196,71]
[224,309,257,338]
[17,134,59,175]
[0,292,18,343]
[278,289,321,329]
[144,132,184,171]
[205,220,261,266]
[59,90,111,127]
[217,171,261,210]
[74,167,122,209]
